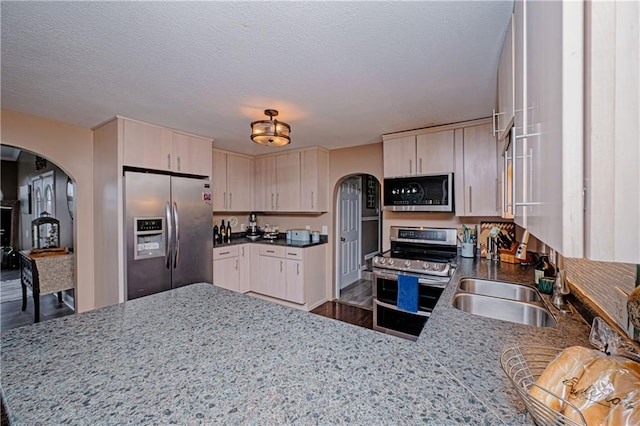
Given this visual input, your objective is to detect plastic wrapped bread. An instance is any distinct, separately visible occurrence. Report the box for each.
[529,346,601,412]
[530,345,640,425]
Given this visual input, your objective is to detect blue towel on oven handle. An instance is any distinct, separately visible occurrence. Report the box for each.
[397,274,419,313]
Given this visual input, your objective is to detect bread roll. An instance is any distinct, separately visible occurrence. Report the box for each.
[529,346,602,412]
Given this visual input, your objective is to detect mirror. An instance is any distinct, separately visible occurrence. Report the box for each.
[66,178,75,220]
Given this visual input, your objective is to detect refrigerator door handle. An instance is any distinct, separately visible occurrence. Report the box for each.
[173,202,180,268]
[165,202,172,269]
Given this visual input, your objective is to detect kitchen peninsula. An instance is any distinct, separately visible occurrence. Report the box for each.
[2,259,593,425]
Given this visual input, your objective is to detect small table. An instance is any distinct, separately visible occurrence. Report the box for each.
[19,251,74,322]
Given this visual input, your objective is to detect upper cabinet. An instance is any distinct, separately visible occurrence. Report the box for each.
[123,119,173,171]
[505,0,639,262]
[122,118,212,177]
[383,130,454,178]
[583,1,640,263]
[454,123,499,217]
[495,15,515,139]
[510,0,584,257]
[254,147,329,213]
[212,149,253,212]
[254,152,300,212]
[300,148,329,212]
[172,132,212,177]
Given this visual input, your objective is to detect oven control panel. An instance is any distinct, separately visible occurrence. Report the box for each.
[373,256,452,277]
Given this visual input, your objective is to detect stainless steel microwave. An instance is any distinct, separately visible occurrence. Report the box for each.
[383,173,454,212]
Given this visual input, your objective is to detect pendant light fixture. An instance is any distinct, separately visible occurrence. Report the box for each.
[250,109,291,147]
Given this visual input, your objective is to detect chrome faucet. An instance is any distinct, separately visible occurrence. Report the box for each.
[551,269,571,313]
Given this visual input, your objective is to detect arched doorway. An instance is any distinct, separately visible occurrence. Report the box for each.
[334,174,381,309]
[1,145,76,328]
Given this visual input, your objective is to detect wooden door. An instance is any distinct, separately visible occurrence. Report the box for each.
[383,136,416,177]
[460,124,499,216]
[123,120,173,171]
[226,154,252,211]
[285,259,304,304]
[238,245,250,293]
[275,152,300,211]
[416,130,455,174]
[300,149,328,212]
[212,151,227,211]
[172,133,212,177]
[258,255,285,299]
[213,256,239,292]
[254,156,276,211]
[497,15,515,135]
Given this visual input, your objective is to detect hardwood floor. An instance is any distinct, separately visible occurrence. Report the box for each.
[1,294,74,332]
[338,278,373,310]
[310,301,373,330]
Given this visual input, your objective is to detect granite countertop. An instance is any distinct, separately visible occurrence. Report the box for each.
[1,257,592,425]
[214,233,328,249]
[418,257,592,424]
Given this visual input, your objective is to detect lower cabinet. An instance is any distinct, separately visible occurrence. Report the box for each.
[213,246,240,292]
[214,242,326,309]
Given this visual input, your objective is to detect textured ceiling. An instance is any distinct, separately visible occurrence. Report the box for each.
[1,1,513,155]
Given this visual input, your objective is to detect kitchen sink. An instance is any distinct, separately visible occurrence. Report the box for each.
[451,293,557,327]
[457,278,542,302]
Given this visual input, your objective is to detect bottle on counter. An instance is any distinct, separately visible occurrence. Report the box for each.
[220,220,226,244]
[226,221,232,243]
[213,221,219,243]
[534,255,556,284]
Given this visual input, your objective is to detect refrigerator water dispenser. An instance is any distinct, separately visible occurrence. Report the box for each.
[134,217,165,260]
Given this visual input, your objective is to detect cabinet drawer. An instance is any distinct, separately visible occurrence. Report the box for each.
[259,245,286,258]
[285,248,303,260]
[213,246,239,260]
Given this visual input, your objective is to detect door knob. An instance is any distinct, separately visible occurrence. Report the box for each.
[340,237,346,242]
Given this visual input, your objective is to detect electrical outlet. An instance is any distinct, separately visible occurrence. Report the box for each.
[613,286,630,335]
[321,226,328,235]
[305,225,310,230]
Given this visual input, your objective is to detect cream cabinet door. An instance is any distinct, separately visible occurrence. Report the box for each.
[416,130,455,174]
[258,255,286,299]
[584,1,640,262]
[300,149,329,212]
[285,259,304,304]
[383,136,416,177]
[172,133,212,177]
[497,15,515,136]
[238,245,250,293]
[123,120,173,171]
[455,124,499,217]
[275,152,301,211]
[522,0,584,257]
[254,156,276,211]
[212,151,228,211]
[226,154,253,212]
[213,256,239,292]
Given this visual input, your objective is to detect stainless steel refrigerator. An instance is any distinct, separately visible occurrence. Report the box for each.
[124,171,212,300]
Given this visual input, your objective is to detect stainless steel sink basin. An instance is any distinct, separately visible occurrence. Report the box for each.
[451,293,557,327]
[458,278,542,302]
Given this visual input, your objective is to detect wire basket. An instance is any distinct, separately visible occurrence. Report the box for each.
[500,346,587,426]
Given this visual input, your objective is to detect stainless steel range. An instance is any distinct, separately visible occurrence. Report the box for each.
[372,226,458,340]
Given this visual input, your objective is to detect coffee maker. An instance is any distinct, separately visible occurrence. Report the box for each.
[247,212,260,240]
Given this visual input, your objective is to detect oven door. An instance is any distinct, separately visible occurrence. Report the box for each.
[373,269,448,340]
